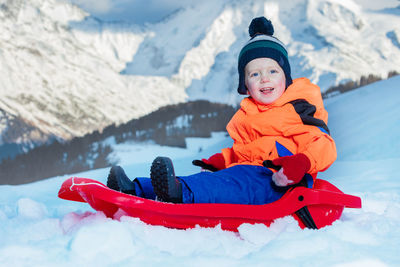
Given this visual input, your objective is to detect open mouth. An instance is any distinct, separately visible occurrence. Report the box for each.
[260,87,274,93]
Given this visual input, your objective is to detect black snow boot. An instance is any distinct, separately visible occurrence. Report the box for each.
[106,165,136,195]
[150,156,183,203]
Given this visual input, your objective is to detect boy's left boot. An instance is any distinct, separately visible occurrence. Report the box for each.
[150,156,183,203]
[106,166,136,195]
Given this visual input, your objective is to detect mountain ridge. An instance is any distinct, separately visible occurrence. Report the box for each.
[0,0,399,158]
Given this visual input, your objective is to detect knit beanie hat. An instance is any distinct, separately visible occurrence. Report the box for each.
[237,17,292,95]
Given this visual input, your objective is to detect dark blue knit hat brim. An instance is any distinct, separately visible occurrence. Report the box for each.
[237,47,293,94]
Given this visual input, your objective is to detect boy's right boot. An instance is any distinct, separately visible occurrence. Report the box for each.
[106,166,136,195]
[150,156,183,203]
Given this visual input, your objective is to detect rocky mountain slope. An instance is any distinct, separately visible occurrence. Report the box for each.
[0,0,399,157]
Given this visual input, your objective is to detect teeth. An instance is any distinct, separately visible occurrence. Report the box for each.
[261,88,273,92]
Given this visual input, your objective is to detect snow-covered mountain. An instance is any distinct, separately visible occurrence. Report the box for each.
[0,0,184,150]
[0,0,399,154]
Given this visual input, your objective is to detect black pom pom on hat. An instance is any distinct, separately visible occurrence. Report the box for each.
[248,17,274,37]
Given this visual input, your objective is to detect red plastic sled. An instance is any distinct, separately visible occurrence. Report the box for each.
[58,177,361,231]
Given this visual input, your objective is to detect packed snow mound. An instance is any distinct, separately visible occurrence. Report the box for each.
[325,75,400,161]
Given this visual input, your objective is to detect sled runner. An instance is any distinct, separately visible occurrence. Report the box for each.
[58,176,361,231]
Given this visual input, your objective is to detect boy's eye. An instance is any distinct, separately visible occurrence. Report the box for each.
[250,72,259,77]
[270,69,278,74]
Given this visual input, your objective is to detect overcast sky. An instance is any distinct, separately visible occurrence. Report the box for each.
[65,0,196,25]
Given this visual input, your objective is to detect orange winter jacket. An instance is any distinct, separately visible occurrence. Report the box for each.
[221,78,336,177]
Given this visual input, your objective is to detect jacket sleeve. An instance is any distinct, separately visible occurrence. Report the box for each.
[294,129,337,174]
[221,147,235,167]
[288,99,337,173]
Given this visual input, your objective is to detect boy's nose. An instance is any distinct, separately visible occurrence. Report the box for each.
[260,73,270,82]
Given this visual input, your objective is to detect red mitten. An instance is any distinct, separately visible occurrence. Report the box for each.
[271,153,311,187]
[202,153,225,170]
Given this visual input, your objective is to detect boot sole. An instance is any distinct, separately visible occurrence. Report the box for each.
[150,157,180,203]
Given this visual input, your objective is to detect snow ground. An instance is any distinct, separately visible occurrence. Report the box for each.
[0,76,400,266]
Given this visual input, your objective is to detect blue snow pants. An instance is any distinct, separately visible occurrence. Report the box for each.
[134,165,292,205]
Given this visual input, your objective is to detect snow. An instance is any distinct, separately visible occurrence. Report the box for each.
[2,0,400,150]
[1,75,400,266]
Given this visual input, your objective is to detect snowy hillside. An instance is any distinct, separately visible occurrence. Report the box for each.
[1,0,400,154]
[0,72,399,266]
[0,0,185,148]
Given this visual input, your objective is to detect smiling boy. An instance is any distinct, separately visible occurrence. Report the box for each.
[245,57,286,105]
[107,17,337,205]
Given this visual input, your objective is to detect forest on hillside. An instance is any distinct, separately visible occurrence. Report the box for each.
[0,100,236,185]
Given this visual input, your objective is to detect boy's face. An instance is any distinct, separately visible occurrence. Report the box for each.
[244,58,286,105]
